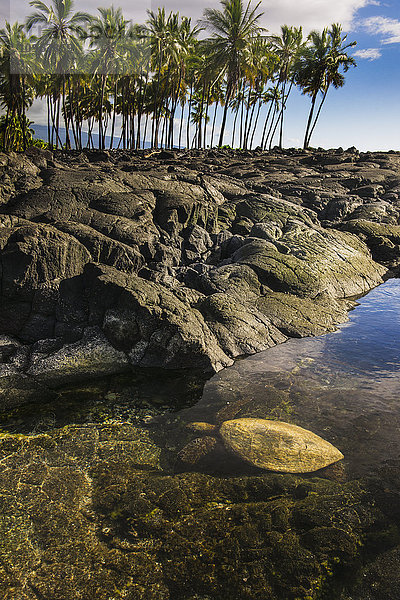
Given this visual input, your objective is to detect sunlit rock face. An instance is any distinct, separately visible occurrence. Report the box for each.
[1,147,398,401]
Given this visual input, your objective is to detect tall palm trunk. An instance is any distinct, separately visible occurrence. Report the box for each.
[218,81,232,147]
[306,86,329,148]
[169,67,183,149]
[260,93,276,149]
[186,78,193,149]
[279,80,293,149]
[197,82,206,149]
[151,50,163,148]
[67,75,79,149]
[250,98,262,149]
[203,83,211,149]
[62,76,71,149]
[98,74,106,150]
[243,85,252,149]
[278,79,286,149]
[210,100,218,148]
[303,92,317,149]
[231,105,239,147]
[109,79,118,149]
[178,100,185,149]
[21,76,27,151]
[46,95,51,148]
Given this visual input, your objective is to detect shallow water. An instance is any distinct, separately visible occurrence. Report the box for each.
[172,278,400,479]
[2,280,400,599]
[2,279,400,479]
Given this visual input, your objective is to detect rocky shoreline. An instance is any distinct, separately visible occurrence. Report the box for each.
[1,147,400,600]
[1,146,399,407]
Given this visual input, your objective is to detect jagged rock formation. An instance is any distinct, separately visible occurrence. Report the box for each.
[1,147,399,403]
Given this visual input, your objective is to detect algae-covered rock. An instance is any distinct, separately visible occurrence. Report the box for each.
[0,419,396,600]
[219,418,344,473]
[256,291,352,337]
[27,325,129,386]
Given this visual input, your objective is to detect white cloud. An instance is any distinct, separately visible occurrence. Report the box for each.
[6,0,372,34]
[353,47,382,59]
[361,15,400,43]
[259,0,370,33]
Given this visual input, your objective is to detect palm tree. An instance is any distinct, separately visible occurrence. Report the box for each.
[88,6,130,149]
[144,7,171,148]
[201,0,265,147]
[26,0,91,147]
[269,25,304,148]
[296,23,356,149]
[167,16,200,149]
[0,22,36,150]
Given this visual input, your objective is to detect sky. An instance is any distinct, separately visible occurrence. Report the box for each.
[1,0,400,150]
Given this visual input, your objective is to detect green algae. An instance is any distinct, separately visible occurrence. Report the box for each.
[0,420,399,599]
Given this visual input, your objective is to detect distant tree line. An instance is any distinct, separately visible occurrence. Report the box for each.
[0,0,357,152]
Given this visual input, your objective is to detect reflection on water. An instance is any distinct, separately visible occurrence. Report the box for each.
[175,279,400,478]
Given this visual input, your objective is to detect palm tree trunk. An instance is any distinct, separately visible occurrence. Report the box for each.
[266,103,279,150]
[143,112,149,149]
[243,85,252,149]
[109,79,118,149]
[186,78,193,149]
[250,98,262,149]
[152,50,163,148]
[211,100,218,148]
[21,76,27,151]
[197,82,206,149]
[67,75,79,150]
[260,94,275,149]
[47,96,51,148]
[62,76,71,150]
[218,81,232,147]
[303,93,317,149]
[239,90,245,148]
[278,80,286,149]
[178,100,185,149]
[231,106,239,147]
[203,83,211,149]
[56,95,61,149]
[307,87,329,148]
[3,108,9,149]
[245,88,258,149]
[169,67,183,149]
[99,74,106,150]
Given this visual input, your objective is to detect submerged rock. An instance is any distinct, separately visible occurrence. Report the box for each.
[219,418,344,473]
[180,417,344,473]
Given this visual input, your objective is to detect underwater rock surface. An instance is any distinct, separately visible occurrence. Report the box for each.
[0,422,396,600]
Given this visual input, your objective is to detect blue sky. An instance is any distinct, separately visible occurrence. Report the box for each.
[1,0,399,150]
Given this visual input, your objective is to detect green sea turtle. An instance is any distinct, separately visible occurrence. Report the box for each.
[178,418,344,473]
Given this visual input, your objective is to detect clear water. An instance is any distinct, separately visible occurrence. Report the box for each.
[169,278,400,478]
[2,279,399,481]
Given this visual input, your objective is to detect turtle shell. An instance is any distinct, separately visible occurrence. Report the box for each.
[219,418,344,473]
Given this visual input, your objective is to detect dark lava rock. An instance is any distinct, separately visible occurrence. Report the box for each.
[1,148,399,403]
